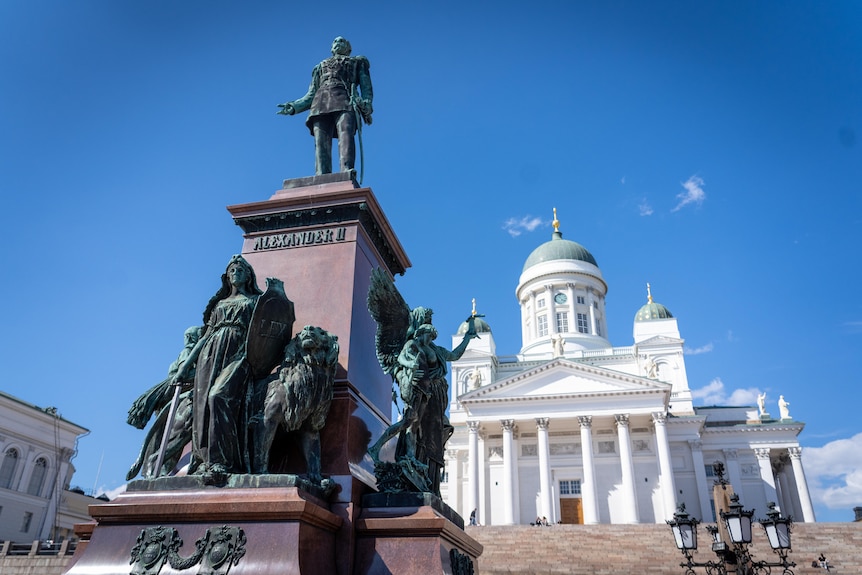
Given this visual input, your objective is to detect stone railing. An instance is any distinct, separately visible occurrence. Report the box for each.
[0,540,78,575]
[1,540,76,556]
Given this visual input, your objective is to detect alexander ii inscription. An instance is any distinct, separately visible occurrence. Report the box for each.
[252,226,347,252]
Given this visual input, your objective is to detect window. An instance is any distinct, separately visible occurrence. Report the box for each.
[0,448,19,489]
[27,458,48,497]
[21,511,33,533]
[555,312,568,333]
[705,464,716,478]
[537,298,546,309]
[537,314,548,337]
[559,479,581,496]
[576,296,585,305]
[576,313,589,334]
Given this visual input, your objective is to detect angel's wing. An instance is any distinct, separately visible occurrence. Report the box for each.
[367,268,412,376]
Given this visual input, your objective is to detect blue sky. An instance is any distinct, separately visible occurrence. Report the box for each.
[2,1,861,522]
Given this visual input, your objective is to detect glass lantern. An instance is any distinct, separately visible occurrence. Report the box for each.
[668,503,699,550]
[760,502,793,551]
[721,493,754,545]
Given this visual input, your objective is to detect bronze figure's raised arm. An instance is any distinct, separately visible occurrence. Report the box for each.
[278,36,373,178]
[367,268,480,495]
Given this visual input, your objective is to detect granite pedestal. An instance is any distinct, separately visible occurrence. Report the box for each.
[66,173,481,574]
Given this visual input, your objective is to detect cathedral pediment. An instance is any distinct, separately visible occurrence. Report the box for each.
[636,335,684,347]
[459,359,669,404]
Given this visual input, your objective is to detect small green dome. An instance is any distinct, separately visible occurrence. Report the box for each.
[522,231,598,272]
[457,316,492,335]
[635,301,674,322]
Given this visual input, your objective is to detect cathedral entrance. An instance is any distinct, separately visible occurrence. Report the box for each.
[558,479,584,524]
[560,498,583,524]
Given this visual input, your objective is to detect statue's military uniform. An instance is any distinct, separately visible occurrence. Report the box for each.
[290,54,372,175]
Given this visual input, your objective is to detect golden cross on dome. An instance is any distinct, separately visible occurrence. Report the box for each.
[471,298,477,317]
[647,282,653,304]
[553,207,560,232]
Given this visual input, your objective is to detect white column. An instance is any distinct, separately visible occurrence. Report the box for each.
[723,449,743,492]
[501,419,516,525]
[616,414,639,523]
[787,447,816,522]
[588,289,598,335]
[536,418,553,522]
[578,416,599,524]
[652,412,677,521]
[446,449,463,514]
[689,440,714,521]
[776,463,796,519]
[754,447,778,505]
[478,430,487,525]
[546,285,558,336]
[566,283,577,329]
[467,420,480,523]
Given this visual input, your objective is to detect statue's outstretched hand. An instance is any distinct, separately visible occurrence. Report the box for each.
[277,102,295,116]
[465,314,485,339]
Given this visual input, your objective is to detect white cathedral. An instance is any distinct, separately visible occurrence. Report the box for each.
[440,214,815,526]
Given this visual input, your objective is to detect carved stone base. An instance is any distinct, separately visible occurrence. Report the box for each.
[64,486,341,575]
[354,495,481,575]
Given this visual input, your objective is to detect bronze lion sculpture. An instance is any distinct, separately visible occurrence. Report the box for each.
[249,325,339,483]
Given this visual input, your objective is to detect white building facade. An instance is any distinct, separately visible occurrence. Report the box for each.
[0,390,92,542]
[441,220,815,526]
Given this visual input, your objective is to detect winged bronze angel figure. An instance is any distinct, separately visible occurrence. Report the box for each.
[367,268,480,495]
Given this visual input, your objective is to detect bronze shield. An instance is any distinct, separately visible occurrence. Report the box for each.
[246,278,295,380]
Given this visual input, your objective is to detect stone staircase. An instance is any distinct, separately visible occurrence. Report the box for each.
[3,523,860,574]
[467,523,862,574]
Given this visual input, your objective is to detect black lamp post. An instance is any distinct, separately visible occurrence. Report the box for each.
[668,497,796,575]
[721,494,754,545]
[759,502,796,573]
[667,504,724,575]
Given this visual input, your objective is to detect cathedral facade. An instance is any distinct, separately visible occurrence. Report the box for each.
[441,219,815,526]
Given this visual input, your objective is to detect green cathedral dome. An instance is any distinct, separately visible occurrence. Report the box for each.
[634,285,673,321]
[522,230,598,272]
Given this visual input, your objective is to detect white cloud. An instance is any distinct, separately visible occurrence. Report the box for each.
[691,378,726,404]
[503,216,544,237]
[97,483,127,500]
[726,387,760,406]
[672,175,706,212]
[691,378,760,406]
[804,433,862,512]
[638,199,653,216]
[684,343,714,355]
